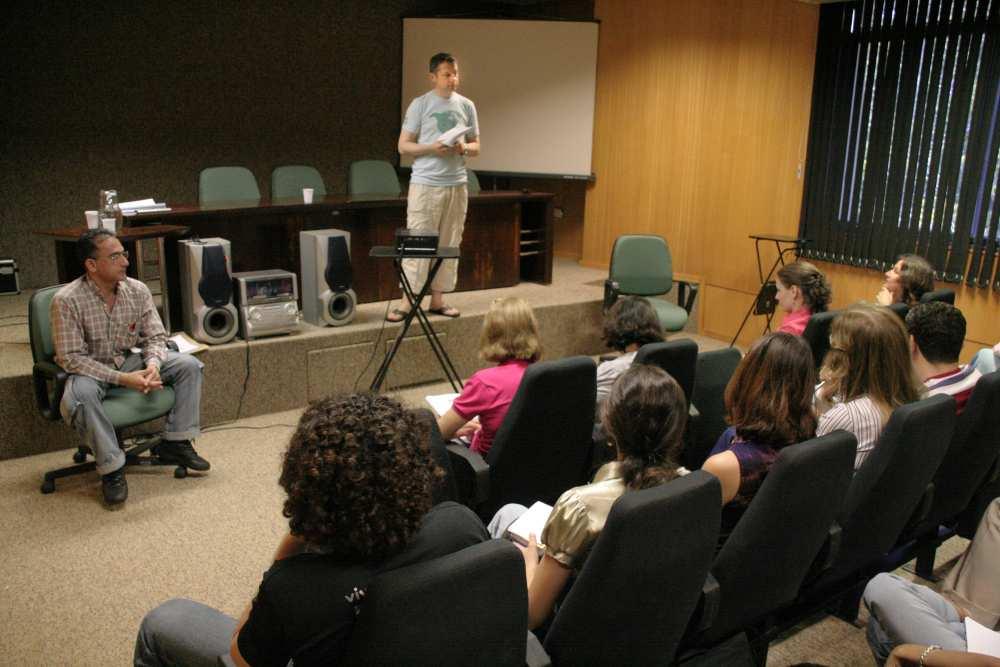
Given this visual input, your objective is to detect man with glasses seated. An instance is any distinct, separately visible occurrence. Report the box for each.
[51,229,209,506]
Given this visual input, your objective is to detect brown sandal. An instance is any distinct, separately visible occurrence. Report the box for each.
[427,305,460,318]
[386,308,410,322]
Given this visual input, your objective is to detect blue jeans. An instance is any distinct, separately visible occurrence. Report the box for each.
[61,351,204,475]
[863,573,967,665]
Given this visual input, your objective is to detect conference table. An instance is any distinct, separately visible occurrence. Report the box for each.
[42,191,554,331]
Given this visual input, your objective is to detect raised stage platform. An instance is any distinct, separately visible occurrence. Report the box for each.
[0,258,698,461]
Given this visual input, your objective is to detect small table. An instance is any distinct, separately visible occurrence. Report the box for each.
[368,246,463,393]
[36,224,189,332]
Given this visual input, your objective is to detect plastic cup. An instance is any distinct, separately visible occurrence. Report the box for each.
[85,210,99,229]
[303,188,314,204]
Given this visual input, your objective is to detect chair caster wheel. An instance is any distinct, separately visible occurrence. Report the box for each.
[174,466,187,479]
[41,479,55,494]
[73,450,87,463]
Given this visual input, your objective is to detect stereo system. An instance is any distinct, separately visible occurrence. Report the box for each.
[0,258,20,295]
[299,229,356,327]
[178,238,239,345]
[232,270,300,339]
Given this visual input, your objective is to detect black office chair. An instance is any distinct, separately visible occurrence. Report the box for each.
[921,287,956,305]
[633,338,698,406]
[681,432,857,664]
[888,372,1000,578]
[413,408,460,505]
[532,472,722,666]
[778,394,956,627]
[686,347,742,470]
[801,310,839,369]
[30,286,188,494]
[341,541,527,666]
[447,357,597,519]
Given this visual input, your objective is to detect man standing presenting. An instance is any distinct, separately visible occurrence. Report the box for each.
[52,229,209,506]
[388,52,480,322]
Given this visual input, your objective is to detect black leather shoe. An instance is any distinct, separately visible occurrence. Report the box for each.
[101,468,128,505]
[154,440,211,472]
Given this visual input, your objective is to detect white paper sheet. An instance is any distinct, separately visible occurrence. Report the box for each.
[425,392,459,417]
[506,501,553,552]
[966,616,1000,658]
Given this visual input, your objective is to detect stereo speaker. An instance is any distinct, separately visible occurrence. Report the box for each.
[178,238,239,344]
[299,229,356,327]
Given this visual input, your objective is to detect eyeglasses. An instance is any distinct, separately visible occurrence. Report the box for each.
[96,250,130,263]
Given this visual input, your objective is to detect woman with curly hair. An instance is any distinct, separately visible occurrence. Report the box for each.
[491,364,686,629]
[596,296,664,405]
[134,394,487,667]
[437,296,542,456]
[775,261,832,336]
[876,254,935,306]
[702,332,818,546]
[816,305,923,470]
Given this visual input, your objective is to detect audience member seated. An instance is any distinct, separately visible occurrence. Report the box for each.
[487,364,686,630]
[876,254,935,306]
[702,332,818,546]
[53,229,208,506]
[816,305,922,470]
[595,296,663,407]
[134,394,487,667]
[437,297,541,456]
[863,498,1000,667]
[906,302,983,414]
[775,260,832,336]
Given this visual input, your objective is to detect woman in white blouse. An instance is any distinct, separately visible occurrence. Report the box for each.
[815,305,922,469]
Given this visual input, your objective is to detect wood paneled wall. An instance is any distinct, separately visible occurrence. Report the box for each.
[584,0,819,346]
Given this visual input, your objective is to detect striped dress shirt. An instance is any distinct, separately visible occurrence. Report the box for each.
[925,365,983,415]
[816,395,886,470]
[51,275,167,385]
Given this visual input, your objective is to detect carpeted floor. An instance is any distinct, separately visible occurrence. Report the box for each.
[0,336,969,666]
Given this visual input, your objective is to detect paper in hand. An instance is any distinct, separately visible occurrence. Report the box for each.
[437,124,470,147]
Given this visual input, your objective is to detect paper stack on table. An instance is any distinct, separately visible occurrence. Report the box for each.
[119,198,171,215]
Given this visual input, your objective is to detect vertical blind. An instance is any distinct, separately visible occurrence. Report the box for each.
[799,0,1000,290]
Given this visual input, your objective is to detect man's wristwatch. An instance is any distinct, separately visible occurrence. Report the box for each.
[461,146,468,156]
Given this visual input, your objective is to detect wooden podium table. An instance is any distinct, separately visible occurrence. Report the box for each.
[127,191,554,329]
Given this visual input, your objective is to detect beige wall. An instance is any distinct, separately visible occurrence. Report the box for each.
[584,0,820,346]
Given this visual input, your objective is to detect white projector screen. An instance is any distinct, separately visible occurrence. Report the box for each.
[401,18,598,179]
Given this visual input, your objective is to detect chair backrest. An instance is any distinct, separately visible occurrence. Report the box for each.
[28,285,62,364]
[819,394,956,585]
[348,160,401,196]
[341,540,527,667]
[608,234,674,296]
[687,347,743,469]
[484,357,597,516]
[544,472,721,665]
[633,338,698,406]
[698,432,857,644]
[413,408,460,505]
[199,166,260,205]
[917,371,1000,530]
[801,309,839,369]
[920,287,955,305]
[467,168,481,193]
[270,165,327,199]
[888,302,909,321]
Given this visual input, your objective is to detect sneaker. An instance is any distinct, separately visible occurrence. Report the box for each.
[154,440,211,472]
[101,468,128,505]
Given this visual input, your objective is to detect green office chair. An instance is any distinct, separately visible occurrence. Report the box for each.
[604,235,698,332]
[198,166,261,205]
[466,168,481,194]
[348,160,402,196]
[270,165,327,199]
[30,286,185,494]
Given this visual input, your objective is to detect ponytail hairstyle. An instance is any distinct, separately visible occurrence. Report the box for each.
[602,364,686,491]
[777,261,832,313]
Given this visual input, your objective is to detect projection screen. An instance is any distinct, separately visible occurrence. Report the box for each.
[401,18,599,179]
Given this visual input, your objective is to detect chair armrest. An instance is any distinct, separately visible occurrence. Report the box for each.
[911,482,935,526]
[32,361,68,421]
[817,522,842,572]
[525,631,552,667]
[446,443,491,505]
[695,572,721,632]
[603,280,620,312]
[675,278,700,315]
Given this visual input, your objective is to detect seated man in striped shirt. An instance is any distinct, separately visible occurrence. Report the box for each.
[51,229,209,507]
[906,301,983,414]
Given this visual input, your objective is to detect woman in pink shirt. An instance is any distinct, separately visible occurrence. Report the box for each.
[437,297,541,456]
[775,260,832,336]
